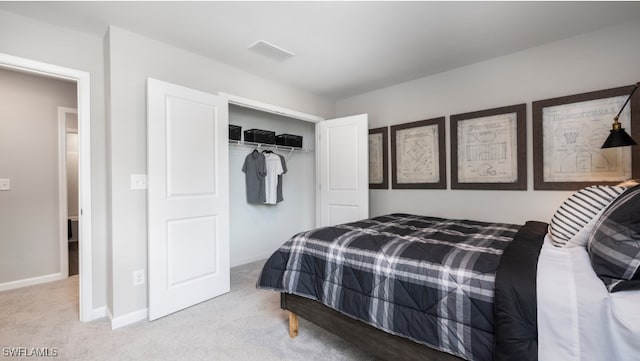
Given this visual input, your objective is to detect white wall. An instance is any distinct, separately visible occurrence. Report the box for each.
[0,68,76,283]
[106,26,334,318]
[337,20,640,225]
[229,105,316,266]
[0,10,108,307]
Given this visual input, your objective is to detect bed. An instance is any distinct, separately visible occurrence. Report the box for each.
[256,185,640,361]
[257,213,547,360]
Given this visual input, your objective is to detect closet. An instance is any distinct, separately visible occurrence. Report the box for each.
[225,94,370,268]
[228,104,316,266]
[147,79,368,320]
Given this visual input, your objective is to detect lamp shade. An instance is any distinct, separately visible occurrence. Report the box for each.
[601,82,639,148]
[602,127,638,148]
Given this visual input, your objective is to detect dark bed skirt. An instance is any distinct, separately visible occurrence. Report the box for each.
[281,292,463,361]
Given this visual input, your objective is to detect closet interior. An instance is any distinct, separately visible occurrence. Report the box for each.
[228,104,317,267]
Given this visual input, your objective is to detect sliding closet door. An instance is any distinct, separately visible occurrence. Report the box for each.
[147,78,229,321]
[316,114,369,227]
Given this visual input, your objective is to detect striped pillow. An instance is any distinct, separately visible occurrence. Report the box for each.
[549,185,626,247]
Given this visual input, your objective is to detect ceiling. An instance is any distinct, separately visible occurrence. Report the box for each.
[2,1,640,100]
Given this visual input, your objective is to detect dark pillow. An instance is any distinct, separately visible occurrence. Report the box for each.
[588,185,640,292]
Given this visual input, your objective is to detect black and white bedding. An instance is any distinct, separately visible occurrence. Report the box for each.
[539,184,640,361]
[257,213,547,361]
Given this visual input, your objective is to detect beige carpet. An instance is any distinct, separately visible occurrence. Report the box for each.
[0,261,377,361]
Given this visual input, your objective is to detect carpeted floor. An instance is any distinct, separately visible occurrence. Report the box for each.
[0,260,378,361]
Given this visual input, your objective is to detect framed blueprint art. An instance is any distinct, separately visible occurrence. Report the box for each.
[369,127,388,189]
[391,117,446,189]
[450,104,527,190]
[533,85,639,190]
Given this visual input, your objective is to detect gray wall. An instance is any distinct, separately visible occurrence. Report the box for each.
[337,19,640,225]
[0,7,108,308]
[0,8,107,311]
[0,68,76,282]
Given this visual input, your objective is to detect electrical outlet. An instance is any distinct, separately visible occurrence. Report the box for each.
[133,269,145,286]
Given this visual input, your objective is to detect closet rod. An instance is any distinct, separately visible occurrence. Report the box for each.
[228,140,314,153]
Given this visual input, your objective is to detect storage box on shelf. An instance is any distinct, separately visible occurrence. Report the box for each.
[244,129,276,144]
[229,124,242,141]
[276,134,303,148]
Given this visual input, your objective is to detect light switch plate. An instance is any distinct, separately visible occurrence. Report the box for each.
[0,178,10,191]
[130,174,147,190]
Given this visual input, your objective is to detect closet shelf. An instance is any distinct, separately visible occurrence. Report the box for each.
[229,140,314,153]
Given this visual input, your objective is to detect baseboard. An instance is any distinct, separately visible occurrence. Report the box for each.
[0,272,66,292]
[111,308,148,330]
[92,306,108,320]
[231,252,271,268]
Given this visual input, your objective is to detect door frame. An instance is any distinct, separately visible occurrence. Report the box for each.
[0,53,93,322]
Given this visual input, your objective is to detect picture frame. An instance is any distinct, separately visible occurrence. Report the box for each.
[391,117,446,189]
[533,85,640,190]
[369,127,389,189]
[450,104,527,190]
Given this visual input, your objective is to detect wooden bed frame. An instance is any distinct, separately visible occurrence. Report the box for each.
[281,293,463,361]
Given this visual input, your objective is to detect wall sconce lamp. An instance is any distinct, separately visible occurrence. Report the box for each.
[602,82,639,148]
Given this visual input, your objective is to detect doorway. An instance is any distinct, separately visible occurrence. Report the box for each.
[0,53,93,321]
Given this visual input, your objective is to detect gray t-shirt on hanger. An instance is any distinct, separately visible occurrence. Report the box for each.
[276,154,288,203]
[242,150,266,203]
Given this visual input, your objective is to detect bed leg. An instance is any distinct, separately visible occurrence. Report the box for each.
[288,311,299,338]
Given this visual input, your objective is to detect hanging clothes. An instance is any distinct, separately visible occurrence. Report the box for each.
[275,153,287,203]
[263,152,284,204]
[242,150,266,203]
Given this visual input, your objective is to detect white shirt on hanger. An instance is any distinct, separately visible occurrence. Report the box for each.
[263,153,284,204]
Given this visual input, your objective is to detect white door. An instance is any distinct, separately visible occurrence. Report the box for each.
[316,114,369,227]
[147,78,230,321]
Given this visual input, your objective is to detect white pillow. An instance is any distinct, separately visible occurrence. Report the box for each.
[562,208,605,248]
[549,185,626,248]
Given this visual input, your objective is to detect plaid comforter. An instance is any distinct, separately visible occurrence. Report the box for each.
[257,214,522,361]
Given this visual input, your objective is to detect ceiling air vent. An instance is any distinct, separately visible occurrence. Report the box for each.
[248,40,295,61]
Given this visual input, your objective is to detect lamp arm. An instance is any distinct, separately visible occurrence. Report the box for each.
[614,82,640,121]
